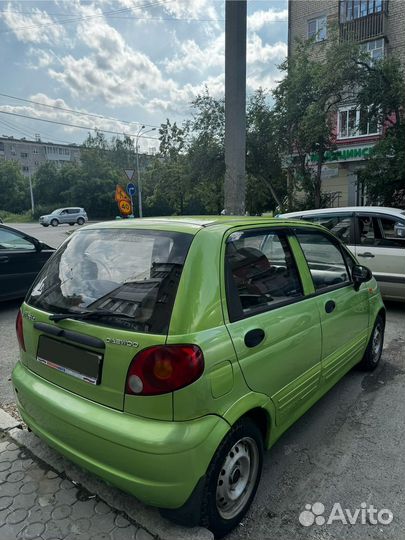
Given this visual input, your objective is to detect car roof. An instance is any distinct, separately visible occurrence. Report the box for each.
[279,206,405,218]
[84,215,310,235]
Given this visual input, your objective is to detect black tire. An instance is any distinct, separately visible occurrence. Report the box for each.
[42,224,49,227]
[359,314,385,371]
[69,223,74,226]
[200,418,264,538]
[77,217,85,225]
[50,219,58,227]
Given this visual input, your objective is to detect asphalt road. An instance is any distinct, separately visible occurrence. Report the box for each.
[1,222,404,539]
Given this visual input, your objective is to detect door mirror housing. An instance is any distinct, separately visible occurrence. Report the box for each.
[352,264,372,291]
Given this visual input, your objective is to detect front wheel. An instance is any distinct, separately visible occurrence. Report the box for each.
[201,418,263,538]
[42,224,49,227]
[50,219,58,227]
[359,314,385,371]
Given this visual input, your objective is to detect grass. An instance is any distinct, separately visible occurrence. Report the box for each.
[0,210,34,223]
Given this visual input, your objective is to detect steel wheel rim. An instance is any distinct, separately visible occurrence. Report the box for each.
[216,436,259,520]
[372,324,383,362]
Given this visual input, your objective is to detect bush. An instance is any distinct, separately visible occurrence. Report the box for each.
[32,203,66,220]
[0,210,33,223]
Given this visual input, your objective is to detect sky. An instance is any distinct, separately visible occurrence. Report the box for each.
[0,0,288,152]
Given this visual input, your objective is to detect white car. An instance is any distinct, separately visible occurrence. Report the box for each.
[278,206,405,302]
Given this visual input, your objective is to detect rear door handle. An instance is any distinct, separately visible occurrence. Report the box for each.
[244,328,265,348]
[325,300,336,314]
[358,252,375,258]
[0,256,9,263]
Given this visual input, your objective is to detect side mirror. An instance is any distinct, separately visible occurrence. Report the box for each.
[352,264,372,291]
[395,224,405,238]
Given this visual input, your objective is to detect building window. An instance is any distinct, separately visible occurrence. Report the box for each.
[22,166,29,172]
[338,106,379,139]
[340,0,384,22]
[360,38,384,63]
[308,16,327,41]
[21,152,28,158]
[33,148,39,154]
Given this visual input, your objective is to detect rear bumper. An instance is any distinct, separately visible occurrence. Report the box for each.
[12,361,229,508]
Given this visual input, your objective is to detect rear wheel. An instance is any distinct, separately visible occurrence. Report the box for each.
[77,217,85,225]
[201,418,263,538]
[50,219,58,227]
[359,314,385,371]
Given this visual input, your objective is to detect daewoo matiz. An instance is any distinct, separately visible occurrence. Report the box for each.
[13,217,385,538]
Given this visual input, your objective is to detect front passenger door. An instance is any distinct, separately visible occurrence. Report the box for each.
[295,229,370,385]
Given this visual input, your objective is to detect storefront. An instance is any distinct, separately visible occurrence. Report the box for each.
[307,142,377,206]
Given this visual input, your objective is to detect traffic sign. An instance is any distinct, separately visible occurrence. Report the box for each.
[124,169,135,181]
[127,182,137,196]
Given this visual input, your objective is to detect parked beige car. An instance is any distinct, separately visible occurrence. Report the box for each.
[278,206,405,302]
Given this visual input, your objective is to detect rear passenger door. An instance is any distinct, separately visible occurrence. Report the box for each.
[294,229,370,385]
[355,213,405,300]
[223,227,322,427]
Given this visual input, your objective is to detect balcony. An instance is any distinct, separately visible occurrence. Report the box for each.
[340,11,387,42]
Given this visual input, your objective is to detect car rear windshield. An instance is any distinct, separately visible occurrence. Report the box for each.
[27,228,193,334]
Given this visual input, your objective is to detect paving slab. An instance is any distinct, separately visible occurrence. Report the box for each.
[0,409,213,540]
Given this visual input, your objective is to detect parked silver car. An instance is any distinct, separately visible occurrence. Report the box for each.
[278,206,405,302]
[39,207,88,227]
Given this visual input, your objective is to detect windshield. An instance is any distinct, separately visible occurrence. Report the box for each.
[51,209,62,214]
[27,228,193,334]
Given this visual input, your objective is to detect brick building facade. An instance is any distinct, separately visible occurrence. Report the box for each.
[288,0,405,206]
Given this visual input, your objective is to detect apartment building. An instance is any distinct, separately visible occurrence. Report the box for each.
[288,0,405,206]
[0,135,81,178]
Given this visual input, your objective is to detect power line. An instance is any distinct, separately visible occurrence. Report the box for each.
[0,110,160,140]
[0,116,75,144]
[0,0,174,34]
[0,92,159,129]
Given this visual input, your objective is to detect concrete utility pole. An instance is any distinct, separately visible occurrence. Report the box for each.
[224,0,247,215]
[135,125,155,218]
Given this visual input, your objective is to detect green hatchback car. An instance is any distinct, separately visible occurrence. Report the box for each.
[13,217,385,538]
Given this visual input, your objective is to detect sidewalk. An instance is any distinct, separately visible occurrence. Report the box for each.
[0,410,212,540]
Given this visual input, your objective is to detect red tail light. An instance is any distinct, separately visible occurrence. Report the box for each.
[16,310,25,352]
[126,345,204,396]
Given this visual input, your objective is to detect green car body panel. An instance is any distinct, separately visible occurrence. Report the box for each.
[12,216,385,510]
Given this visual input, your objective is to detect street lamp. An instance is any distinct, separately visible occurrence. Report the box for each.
[135,125,156,218]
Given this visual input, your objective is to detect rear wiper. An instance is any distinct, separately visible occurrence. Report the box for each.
[49,310,135,322]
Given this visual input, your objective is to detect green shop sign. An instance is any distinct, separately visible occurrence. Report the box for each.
[310,146,373,163]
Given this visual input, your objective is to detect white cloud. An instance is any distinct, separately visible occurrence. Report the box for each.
[1,3,66,44]
[0,93,157,149]
[247,8,288,33]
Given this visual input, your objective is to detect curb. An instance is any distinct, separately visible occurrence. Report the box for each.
[0,407,214,540]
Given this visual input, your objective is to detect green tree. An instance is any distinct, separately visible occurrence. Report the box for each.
[0,161,30,213]
[246,89,286,214]
[273,31,364,208]
[357,56,405,206]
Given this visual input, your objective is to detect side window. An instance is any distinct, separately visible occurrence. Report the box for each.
[0,229,35,251]
[295,230,350,291]
[378,217,405,248]
[225,230,303,320]
[357,215,380,245]
[303,214,353,244]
